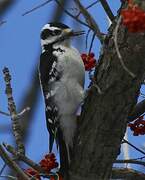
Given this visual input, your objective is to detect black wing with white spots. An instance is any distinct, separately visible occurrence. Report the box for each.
[39,49,60,152]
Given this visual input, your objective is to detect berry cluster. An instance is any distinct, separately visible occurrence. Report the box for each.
[128,115,145,136]
[81,52,96,71]
[121,0,145,32]
[24,153,59,180]
[39,153,58,173]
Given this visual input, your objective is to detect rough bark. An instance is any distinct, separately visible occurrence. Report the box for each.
[68,5,145,180]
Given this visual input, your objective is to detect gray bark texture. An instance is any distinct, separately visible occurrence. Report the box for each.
[68,5,145,180]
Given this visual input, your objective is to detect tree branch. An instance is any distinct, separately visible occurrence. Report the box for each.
[0,20,7,26]
[22,0,53,16]
[100,0,114,22]
[76,1,100,18]
[74,0,104,43]
[0,145,29,180]
[0,110,10,117]
[55,0,90,28]
[123,139,145,156]
[3,143,46,174]
[128,99,145,122]
[68,1,145,178]
[112,168,145,180]
[3,67,25,155]
[115,159,145,166]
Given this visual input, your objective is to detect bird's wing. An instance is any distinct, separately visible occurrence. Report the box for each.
[39,51,60,152]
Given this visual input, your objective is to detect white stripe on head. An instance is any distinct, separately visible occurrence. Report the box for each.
[41,24,61,32]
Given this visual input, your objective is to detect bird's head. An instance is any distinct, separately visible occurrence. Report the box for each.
[40,22,84,48]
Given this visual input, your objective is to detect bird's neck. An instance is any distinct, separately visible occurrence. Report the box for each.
[53,39,71,48]
[42,40,71,53]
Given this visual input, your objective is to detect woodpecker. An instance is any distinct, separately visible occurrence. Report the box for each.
[39,22,85,172]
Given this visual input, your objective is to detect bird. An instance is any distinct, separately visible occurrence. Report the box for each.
[39,22,85,174]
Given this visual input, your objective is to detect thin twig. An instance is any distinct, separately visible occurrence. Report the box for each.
[0,164,6,176]
[113,16,136,78]
[89,32,96,53]
[85,29,91,49]
[0,145,29,180]
[22,0,90,28]
[0,175,17,179]
[22,0,53,16]
[118,156,145,161]
[74,0,104,44]
[17,107,30,118]
[115,159,145,166]
[0,20,6,26]
[123,139,145,156]
[55,0,90,28]
[76,0,100,18]
[0,110,10,116]
[3,67,25,155]
[100,0,114,22]
[3,143,46,174]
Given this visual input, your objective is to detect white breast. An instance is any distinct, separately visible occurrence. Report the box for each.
[52,45,85,113]
[53,45,85,86]
[52,44,85,147]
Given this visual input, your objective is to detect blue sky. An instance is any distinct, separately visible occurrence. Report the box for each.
[0,0,144,178]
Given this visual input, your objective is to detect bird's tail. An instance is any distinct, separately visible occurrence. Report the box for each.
[58,115,76,176]
[60,115,77,148]
[57,128,70,177]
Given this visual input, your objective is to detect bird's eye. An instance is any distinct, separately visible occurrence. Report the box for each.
[41,29,51,40]
[54,30,61,35]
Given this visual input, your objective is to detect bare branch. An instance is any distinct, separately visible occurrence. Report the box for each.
[113,16,136,78]
[3,143,46,174]
[55,0,90,28]
[0,175,17,179]
[123,139,145,156]
[0,20,6,26]
[17,107,30,118]
[112,168,145,180]
[0,145,29,180]
[0,164,6,176]
[74,0,104,43]
[128,99,145,122]
[88,32,96,53]
[76,0,100,18]
[85,29,91,49]
[0,110,10,117]
[115,159,145,166]
[2,67,25,155]
[100,0,114,22]
[22,0,53,16]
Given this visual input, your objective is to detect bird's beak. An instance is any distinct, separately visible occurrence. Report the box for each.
[71,30,85,37]
[53,28,85,44]
[62,28,85,38]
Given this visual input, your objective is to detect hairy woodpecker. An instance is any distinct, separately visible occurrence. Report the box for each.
[39,22,85,172]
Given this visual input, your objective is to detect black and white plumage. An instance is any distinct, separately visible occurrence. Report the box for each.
[39,22,85,171]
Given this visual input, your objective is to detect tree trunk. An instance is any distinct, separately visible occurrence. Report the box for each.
[68,6,145,180]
